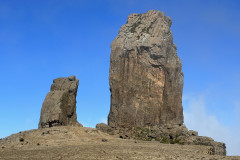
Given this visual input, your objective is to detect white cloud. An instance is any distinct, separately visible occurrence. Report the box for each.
[234,101,240,122]
[183,94,240,156]
[100,117,108,124]
[24,118,35,130]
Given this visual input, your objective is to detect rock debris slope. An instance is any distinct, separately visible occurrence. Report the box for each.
[39,75,81,128]
[108,10,183,128]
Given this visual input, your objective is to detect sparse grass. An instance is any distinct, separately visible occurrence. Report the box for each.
[145,137,152,141]
[172,139,184,145]
[134,127,184,145]
[160,134,184,145]
[135,127,153,141]
[136,127,150,134]
[160,137,170,144]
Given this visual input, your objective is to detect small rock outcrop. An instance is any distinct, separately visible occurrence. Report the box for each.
[39,75,81,129]
[108,10,183,128]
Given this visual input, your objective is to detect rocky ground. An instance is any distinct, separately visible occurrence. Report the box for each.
[0,126,239,160]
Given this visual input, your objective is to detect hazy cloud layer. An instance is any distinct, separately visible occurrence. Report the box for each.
[184,94,240,156]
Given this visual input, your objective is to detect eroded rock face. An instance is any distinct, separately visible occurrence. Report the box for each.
[39,75,81,129]
[108,10,184,128]
[102,10,226,156]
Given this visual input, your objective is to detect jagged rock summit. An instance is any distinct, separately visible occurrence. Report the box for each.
[108,10,183,128]
[39,75,81,128]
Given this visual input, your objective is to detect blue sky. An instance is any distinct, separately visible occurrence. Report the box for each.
[0,0,240,156]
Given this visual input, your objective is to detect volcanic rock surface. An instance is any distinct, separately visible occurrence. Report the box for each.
[104,10,226,156]
[108,10,183,129]
[39,75,81,128]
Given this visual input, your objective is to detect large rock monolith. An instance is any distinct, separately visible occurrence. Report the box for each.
[39,75,81,128]
[100,10,226,156]
[108,10,184,128]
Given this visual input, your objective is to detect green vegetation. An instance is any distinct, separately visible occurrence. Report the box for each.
[160,134,183,145]
[134,127,183,145]
[135,127,152,141]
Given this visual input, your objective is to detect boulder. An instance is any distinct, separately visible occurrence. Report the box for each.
[96,123,113,133]
[96,123,117,135]
[38,75,81,128]
[108,10,183,129]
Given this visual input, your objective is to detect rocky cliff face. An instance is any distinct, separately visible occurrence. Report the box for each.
[103,10,226,156]
[39,75,81,128]
[108,10,183,128]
